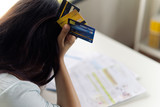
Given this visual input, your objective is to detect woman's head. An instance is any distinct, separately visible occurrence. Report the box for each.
[0,0,62,86]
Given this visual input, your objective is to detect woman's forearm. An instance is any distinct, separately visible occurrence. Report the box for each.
[55,58,81,107]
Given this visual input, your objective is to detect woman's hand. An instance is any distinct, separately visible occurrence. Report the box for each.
[56,24,81,107]
[58,24,76,59]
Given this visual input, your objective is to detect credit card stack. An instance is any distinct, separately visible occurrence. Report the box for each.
[56,0,95,43]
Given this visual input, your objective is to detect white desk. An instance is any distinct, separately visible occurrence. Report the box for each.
[42,31,160,107]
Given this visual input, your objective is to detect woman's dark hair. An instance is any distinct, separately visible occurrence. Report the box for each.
[0,0,62,86]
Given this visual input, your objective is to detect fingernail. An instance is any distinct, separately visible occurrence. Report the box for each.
[72,35,76,40]
[64,24,70,30]
[73,36,76,39]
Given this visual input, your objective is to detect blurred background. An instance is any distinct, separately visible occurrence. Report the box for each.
[1,0,160,62]
[76,0,160,62]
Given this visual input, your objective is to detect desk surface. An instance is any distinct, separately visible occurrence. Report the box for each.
[43,31,160,107]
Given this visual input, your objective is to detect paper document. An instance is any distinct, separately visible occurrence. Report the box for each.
[69,54,145,107]
[47,51,146,107]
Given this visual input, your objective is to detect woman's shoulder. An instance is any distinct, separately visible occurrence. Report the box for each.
[0,73,60,107]
[0,73,40,95]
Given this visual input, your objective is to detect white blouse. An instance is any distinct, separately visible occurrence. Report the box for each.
[0,73,60,107]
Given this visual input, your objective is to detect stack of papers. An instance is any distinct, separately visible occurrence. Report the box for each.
[47,50,146,107]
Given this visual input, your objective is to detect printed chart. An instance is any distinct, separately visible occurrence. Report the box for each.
[69,54,145,107]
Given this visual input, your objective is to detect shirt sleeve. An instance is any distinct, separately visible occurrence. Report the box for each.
[0,81,60,107]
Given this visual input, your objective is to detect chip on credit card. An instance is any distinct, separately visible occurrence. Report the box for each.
[68,19,95,43]
[57,9,86,27]
[56,0,95,43]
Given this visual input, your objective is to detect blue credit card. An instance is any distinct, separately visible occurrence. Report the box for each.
[68,19,95,43]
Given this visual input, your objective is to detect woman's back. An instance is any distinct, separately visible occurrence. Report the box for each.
[0,73,60,107]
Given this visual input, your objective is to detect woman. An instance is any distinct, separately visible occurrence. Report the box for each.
[0,0,81,107]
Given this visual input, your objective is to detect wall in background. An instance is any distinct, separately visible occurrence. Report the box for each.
[77,0,160,47]
[77,0,140,47]
[151,0,160,16]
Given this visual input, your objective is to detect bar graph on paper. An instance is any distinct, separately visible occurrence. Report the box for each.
[69,54,145,107]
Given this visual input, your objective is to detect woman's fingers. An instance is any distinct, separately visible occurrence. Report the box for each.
[58,24,70,44]
[64,34,76,46]
[58,24,77,57]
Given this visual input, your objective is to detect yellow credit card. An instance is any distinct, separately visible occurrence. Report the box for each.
[57,9,86,27]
